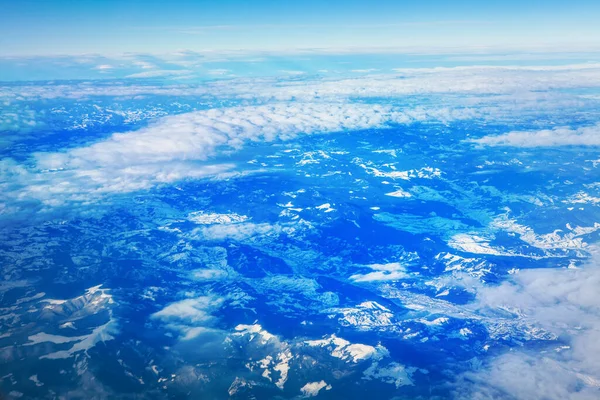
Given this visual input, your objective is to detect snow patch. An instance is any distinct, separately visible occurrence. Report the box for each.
[300,381,332,397]
[188,211,249,225]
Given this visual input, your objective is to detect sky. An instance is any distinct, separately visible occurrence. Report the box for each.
[2,0,600,56]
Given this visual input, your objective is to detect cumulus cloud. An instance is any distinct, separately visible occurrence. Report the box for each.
[151,295,227,340]
[350,262,409,282]
[455,353,600,400]
[454,249,600,399]
[152,296,223,324]
[37,103,410,169]
[0,104,40,134]
[1,159,234,216]
[3,65,598,217]
[35,103,406,170]
[470,124,600,147]
[1,102,448,215]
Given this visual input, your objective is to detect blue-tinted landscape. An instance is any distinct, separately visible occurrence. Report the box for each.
[2,1,600,399]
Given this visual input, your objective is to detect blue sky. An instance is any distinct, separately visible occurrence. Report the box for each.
[2,0,600,56]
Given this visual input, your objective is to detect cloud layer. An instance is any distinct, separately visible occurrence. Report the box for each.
[35,103,408,170]
[4,63,600,101]
[471,124,600,147]
[3,102,459,215]
[455,250,600,399]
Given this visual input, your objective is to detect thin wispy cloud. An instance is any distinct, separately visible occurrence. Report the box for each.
[92,64,114,71]
[172,20,491,35]
[125,69,193,78]
[206,69,231,75]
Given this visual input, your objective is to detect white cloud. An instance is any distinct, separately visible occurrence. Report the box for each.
[363,362,415,388]
[263,64,600,99]
[4,64,599,217]
[151,296,223,324]
[351,68,379,73]
[93,64,114,71]
[192,222,282,241]
[132,61,156,69]
[470,124,600,147]
[350,262,410,282]
[391,63,600,73]
[2,102,447,213]
[454,249,600,399]
[456,353,600,400]
[6,63,600,105]
[36,103,405,170]
[1,159,234,216]
[279,70,306,75]
[125,69,193,78]
[191,268,231,280]
[151,294,227,340]
[0,104,40,133]
[206,69,230,75]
